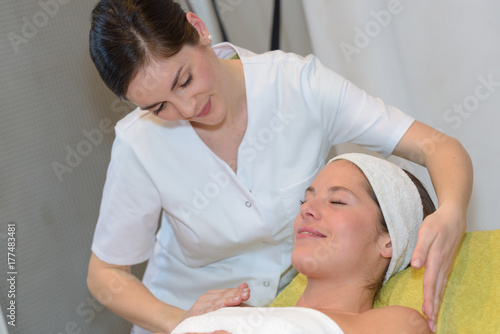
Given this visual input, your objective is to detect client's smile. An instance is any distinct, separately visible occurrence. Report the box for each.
[296,226,326,238]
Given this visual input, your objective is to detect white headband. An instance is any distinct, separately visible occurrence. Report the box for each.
[328,153,423,283]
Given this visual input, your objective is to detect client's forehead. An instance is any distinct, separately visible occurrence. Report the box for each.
[325,159,366,178]
[321,160,376,197]
[316,161,366,188]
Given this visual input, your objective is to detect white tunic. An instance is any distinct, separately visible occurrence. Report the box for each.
[91,43,413,333]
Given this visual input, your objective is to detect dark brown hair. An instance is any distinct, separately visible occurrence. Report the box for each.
[362,169,436,236]
[89,0,200,98]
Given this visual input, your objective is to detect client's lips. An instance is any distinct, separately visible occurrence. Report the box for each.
[296,226,326,238]
[196,98,211,118]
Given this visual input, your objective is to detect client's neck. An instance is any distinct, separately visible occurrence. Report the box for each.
[296,277,375,314]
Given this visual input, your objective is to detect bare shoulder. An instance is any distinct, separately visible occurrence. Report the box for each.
[332,306,429,334]
[359,306,430,334]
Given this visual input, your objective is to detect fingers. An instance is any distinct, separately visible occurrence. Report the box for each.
[237,282,249,289]
[426,319,436,333]
[187,284,251,319]
[225,283,251,304]
[236,283,250,300]
[434,274,447,321]
[421,241,450,329]
[431,258,451,330]
[415,221,441,329]
[225,287,250,305]
[207,286,250,307]
[418,222,456,332]
[414,207,466,333]
[423,261,444,333]
[411,224,437,269]
[434,267,446,310]
[422,255,438,323]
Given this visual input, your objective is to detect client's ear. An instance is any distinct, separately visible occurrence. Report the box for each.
[378,234,392,259]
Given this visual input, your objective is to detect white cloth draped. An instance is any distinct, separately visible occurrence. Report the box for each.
[172,307,344,334]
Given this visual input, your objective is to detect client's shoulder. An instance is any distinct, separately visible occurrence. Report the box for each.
[331,306,429,334]
[357,306,430,334]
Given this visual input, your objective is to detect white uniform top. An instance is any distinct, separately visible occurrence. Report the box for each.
[91,43,414,333]
[172,307,344,334]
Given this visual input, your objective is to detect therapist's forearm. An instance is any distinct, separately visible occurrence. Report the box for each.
[87,253,183,333]
[394,121,473,213]
[422,137,472,214]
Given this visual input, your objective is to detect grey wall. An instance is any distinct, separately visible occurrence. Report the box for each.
[0,1,136,333]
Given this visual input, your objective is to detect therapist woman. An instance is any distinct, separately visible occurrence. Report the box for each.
[87,1,473,333]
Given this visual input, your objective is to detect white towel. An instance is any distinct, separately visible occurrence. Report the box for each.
[172,307,344,334]
[329,153,423,282]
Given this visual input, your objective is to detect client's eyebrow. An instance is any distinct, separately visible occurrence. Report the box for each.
[305,186,315,194]
[141,102,161,111]
[328,186,357,197]
[170,65,184,91]
[139,65,184,111]
[305,186,358,198]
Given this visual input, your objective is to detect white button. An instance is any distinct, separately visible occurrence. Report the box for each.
[263,281,270,287]
[245,201,252,207]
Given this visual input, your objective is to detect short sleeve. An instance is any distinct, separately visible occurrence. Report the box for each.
[303,56,415,157]
[91,126,162,265]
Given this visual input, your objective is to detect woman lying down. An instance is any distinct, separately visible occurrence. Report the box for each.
[169,153,434,334]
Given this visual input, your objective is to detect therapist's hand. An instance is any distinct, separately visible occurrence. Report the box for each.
[410,205,466,333]
[181,283,250,322]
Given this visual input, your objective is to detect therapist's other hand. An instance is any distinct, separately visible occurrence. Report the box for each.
[181,283,250,321]
[410,205,465,333]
